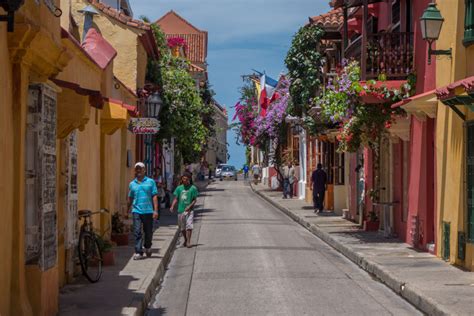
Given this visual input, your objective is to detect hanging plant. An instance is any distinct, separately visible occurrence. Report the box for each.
[317,60,414,152]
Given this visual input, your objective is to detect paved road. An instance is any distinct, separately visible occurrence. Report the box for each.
[147,180,421,316]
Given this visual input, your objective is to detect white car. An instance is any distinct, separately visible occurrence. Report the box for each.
[220,166,238,181]
[216,164,230,179]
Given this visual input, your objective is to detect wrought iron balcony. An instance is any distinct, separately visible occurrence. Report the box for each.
[345,32,414,80]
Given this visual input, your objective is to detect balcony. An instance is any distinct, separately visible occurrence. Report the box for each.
[345,32,414,80]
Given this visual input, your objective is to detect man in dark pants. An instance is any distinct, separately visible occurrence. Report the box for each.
[311,163,327,214]
[128,162,159,260]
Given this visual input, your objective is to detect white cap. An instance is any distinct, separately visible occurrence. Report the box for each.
[134,162,145,169]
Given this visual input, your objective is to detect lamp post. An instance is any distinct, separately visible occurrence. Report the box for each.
[147,92,163,118]
[420,2,452,65]
[0,0,25,32]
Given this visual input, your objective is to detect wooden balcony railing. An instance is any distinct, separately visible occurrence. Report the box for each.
[345,32,414,80]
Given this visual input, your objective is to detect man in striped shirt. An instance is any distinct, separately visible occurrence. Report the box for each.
[128,162,159,260]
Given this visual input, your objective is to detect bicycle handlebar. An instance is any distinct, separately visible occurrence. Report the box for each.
[78,208,110,218]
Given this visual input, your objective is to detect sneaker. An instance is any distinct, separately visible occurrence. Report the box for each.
[145,248,152,258]
[133,253,144,260]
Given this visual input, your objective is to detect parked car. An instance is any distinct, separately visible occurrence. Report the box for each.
[220,165,238,181]
[216,164,230,179]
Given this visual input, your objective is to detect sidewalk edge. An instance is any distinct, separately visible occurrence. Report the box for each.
[250,184,450,316]
[126,227,179,316]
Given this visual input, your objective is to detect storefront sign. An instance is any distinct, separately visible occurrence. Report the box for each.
[128,118,160,134]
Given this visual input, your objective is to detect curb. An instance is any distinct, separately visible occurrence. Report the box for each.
[126,227,180,316]
[250,184,450,316]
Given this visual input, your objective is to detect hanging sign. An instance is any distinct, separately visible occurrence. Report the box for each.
[128,118,160,134]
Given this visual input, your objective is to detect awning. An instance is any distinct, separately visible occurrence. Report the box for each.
[392,89,437,120]
[52,79,104,108]
[101,98,132,135]
[436,76,474,121]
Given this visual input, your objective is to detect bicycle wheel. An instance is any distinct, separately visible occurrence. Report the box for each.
[78,231,103,283]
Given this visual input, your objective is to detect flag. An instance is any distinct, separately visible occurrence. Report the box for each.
[258,73,278,117]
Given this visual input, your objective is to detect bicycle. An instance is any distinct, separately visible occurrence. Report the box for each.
[77,208,109,283]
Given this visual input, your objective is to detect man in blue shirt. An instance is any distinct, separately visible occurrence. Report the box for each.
[128,162,159,260]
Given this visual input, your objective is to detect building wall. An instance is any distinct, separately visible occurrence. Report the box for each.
[77,108,102,229]
[71,0,142,91]
[0,21,14,316]
[436,0,474,269]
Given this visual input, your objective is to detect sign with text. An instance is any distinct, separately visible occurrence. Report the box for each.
[128,118,160,134]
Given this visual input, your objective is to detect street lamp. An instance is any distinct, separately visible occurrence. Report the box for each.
[420,2,452,65]
[0,0,25,32]
[147,92,163,118]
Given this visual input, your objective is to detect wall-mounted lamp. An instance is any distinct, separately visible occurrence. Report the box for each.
[147,92,163,118]
[420,2,452,65]
[0,0,25,32]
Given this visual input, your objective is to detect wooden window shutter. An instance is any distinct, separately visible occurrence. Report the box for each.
[467,122,474,242]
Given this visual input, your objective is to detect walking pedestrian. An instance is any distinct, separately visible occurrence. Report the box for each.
[243,164,249,179]
[128,162,159,260]
[281,161,296,199]
[311,163,327,213]
[171,173,199,248]
[252,163,261,184]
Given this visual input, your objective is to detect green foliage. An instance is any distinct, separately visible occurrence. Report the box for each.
[285,24,326,115]
[144,21,214,164]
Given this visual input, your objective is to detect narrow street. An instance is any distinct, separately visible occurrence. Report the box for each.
[147,180,421,316]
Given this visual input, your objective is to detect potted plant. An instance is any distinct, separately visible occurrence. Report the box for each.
[111,212,129,246]
[364,188,380,232]
[97,236,115,266]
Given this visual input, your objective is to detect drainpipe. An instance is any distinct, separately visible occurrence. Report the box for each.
[78,5,99,43]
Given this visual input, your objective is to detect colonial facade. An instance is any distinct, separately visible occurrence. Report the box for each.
[0,0,158,314]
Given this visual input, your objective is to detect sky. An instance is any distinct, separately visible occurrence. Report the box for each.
[130,0,331,168]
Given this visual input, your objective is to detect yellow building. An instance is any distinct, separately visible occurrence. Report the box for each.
[0,1,72,315]
[0,0,158,314]
[434,0,474,270]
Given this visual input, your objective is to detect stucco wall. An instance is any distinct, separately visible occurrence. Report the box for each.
[77,108,102,228]
[436,0,473,267]
[71,0,141,91]
[0,22,14,316]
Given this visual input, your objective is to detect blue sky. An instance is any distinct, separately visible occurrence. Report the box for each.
[130,0,331,168]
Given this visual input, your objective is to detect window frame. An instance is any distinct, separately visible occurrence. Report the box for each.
[464,0,474,47]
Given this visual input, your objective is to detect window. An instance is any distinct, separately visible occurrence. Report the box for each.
[466,122,474,241]
[464,0,474,46]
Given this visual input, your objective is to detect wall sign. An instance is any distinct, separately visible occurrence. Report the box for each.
[128,118,160,134]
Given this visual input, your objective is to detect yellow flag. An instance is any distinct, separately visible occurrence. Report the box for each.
[252,79,262,100]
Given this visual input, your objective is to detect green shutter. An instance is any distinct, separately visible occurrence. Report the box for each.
[464,0,474,46]
[443,222,451,261]
[467,123,474,242]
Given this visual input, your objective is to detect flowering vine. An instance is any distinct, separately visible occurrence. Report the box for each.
[315,60,414,152]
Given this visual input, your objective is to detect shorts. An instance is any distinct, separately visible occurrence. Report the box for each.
[178,211,194,230]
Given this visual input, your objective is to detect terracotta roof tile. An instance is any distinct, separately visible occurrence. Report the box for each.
[87,0,150,30]
[436,76,474,100]
[165,33,207,63]
[309,8,344,29]
[156,11,207,63]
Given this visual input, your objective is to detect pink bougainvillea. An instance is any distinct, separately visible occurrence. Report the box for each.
[233,78,290,147]
[167,37,187,49]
